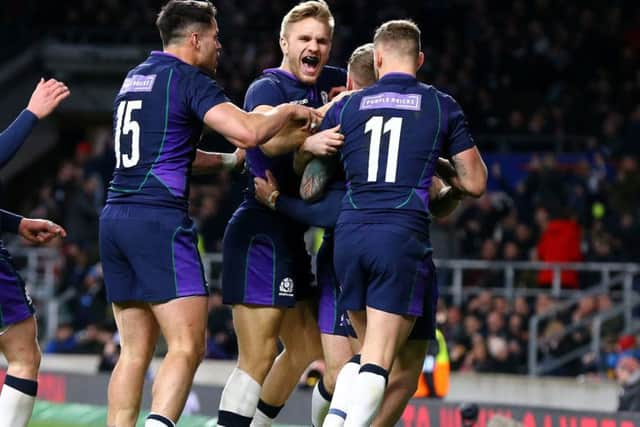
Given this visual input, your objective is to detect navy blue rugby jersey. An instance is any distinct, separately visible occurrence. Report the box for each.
[107,51,229,210]
[321,73,475,233]
[242,66,346,209]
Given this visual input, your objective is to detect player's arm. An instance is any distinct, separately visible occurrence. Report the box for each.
[203,102,320,149]
[0,78,70,167]
[253,89,352,159]
[0,209,66,243]
[299,156,339,201]
[436,150,487,198]
[191,148,245,175]
[438,95,487,198]
[254,170,339,228]
[429,175,464,218]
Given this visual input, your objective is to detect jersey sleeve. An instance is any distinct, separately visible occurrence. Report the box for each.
[243,77,288,111]
[441,94,475,157]
[185,71,230,120]
[0,209,23,234]
[0,109,38,168]
[319,95,350,131]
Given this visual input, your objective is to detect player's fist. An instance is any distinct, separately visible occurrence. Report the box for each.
[254,170,280,209]
[18,218,66,244]
[27,78,71,119]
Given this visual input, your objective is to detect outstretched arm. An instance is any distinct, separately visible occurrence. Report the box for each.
[0,78,70,167]
[191,148,245,175]
[203,102,321,149]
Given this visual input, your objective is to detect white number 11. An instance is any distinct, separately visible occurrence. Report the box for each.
[365,116,403,183]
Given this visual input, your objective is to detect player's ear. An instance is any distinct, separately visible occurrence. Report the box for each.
[374,48,383,70]
[346,75,354,91]
[417,51,425,69]
[279,36,288,55]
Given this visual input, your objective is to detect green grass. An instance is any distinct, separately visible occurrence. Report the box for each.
[28,401,216,427]
[28,401,302,427]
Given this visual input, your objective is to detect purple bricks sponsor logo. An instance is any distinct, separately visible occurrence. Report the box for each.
[119,74,157,94]
[360,92,422,111]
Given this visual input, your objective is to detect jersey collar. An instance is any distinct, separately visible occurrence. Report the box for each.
[378,72,417,83]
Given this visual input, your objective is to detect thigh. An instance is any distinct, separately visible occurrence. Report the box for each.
[112,302,159,360]
[222,209,299,308]
[150,296,208,349]
[0,258,35,333]
[360,306,416,371]
[0,316,38,362]
[232,304,285,358]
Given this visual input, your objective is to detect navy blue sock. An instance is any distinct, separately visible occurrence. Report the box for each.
[317,376,333,401]
[146,413,175,426]
[4,374,38,397]
[217,410,252,426]
[257,398,284,418]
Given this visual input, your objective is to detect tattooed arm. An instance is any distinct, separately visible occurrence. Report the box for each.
[300,156,339,201]
[436,147,487,198]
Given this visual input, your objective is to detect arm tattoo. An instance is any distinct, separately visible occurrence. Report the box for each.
[300,156,338,201]
[451,154,469,179]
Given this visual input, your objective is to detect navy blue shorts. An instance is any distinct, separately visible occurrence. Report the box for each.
[0,253,35,330]
[222,207,314,307]
[334,222,435,319]
[316,231,351,336]
[99,204,208,303]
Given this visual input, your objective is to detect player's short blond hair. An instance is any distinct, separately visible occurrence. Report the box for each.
[373,19,421,59]
[348,43,375,88]
[280,0,335,39]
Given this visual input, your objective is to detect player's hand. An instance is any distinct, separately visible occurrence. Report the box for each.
[289,105,323,133]
[18,218,66,244]
[232,148,246,172]
[254,170,280,209]
[300,125,343,156]
[26,78,71,119]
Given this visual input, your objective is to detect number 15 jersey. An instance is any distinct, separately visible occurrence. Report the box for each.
[107,51,229,210]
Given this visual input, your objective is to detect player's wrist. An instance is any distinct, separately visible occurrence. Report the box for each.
[220,152,238,171]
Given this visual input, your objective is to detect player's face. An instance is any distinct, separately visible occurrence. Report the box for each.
[281,17,332,85]
[197,19,222,75]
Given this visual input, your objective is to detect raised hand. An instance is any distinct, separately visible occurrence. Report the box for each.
[26,78,71,119]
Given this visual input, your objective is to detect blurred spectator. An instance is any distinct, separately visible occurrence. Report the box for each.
[616,357,640,412]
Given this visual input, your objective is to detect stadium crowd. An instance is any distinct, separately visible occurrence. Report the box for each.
[1,0,639,379]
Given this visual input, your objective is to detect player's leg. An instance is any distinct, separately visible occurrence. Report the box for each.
[253,299,323,426]
[344,307,415,427]
[373,265,437,426]
[372,339,428,427]
[0,316,40,427]
[107,302,159,427]
[148,295,208,422]
[218,303,284,426]
[311,333,353,427]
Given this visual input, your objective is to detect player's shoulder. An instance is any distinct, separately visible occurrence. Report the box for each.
[247,72,283,94]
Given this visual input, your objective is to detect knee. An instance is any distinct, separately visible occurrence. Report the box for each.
[240,339,279,381]
[7,346,41,379]
[169,338,207,366]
